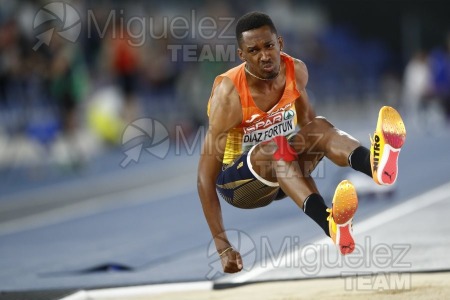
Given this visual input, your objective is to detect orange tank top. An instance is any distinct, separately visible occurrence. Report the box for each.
[208,52,301,164]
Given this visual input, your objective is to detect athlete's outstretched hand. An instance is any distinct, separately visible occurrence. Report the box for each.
[220,248,243,273]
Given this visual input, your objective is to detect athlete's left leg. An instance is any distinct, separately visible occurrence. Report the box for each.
[287,107,405,255]
[290,116,365,170]
[369,106,406,185]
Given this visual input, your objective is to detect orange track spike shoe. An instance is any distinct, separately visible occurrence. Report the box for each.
[370,106,406,185]
[327,180,359,255]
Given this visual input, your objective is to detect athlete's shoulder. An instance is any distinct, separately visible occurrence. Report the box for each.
[210,63,246,106]
[210,76,241,114]
[290,56,307,73]
[281,52,308,78]
[292,57,308,89]
[209,76,242,131]
[212,76,238,101]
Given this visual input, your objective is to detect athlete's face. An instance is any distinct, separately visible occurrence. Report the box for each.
[238,25,283,80]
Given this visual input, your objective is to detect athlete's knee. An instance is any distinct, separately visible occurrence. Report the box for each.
[272,135,297,162]
[310,116,335,130]
[299,116,336,139]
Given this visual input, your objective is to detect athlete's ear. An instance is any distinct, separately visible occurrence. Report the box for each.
[237,48,245,62]
[277,36,284,51]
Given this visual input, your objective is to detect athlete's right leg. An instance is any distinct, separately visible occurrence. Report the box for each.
[249,135,318,209]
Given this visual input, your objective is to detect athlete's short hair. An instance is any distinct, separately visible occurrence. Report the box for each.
[235,12,278,47]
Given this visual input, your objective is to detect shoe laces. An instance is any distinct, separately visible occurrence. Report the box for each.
[326,208,337,234]
[327,207,354,232]
[326,208,332,221]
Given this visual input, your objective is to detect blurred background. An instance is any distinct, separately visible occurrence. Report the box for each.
[0,0,449,186]
[0,0,449,294]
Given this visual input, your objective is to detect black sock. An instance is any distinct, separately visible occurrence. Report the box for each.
[303,193,330,237]
[348,146,372,177]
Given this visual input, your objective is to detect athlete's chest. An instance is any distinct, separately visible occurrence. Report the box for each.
[248,79,286,112]
[240,102,297,149]
[250,88,285,112]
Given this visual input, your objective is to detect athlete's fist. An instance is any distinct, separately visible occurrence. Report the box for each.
[219,248,243,273]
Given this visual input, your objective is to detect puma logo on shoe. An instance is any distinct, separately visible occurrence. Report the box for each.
[384,171,394,181]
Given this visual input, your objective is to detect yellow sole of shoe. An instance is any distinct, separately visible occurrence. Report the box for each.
[332,180,358,225]
[379,106,406,148]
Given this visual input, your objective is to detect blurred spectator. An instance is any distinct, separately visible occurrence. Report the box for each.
[429,34,450,123]
[106,21,141,123]
[401,50,432,130]
[48,35,89,168]
[0,20,27,133]
[141,37,178,124]
[49,37,88,134]
[89,16,143,145]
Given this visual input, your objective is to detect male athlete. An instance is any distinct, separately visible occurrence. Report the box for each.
[197,12,406,274]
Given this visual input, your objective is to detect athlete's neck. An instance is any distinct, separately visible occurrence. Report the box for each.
[245,61,284,90]
[244,64,281,81]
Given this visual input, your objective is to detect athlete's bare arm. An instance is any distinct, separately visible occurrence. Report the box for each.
[293,59,316,126]
[197,77,243,273]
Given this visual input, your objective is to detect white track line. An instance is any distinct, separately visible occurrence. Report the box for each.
[59,291,88,300]
[60,282,213,300]
[228,181,450,284]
